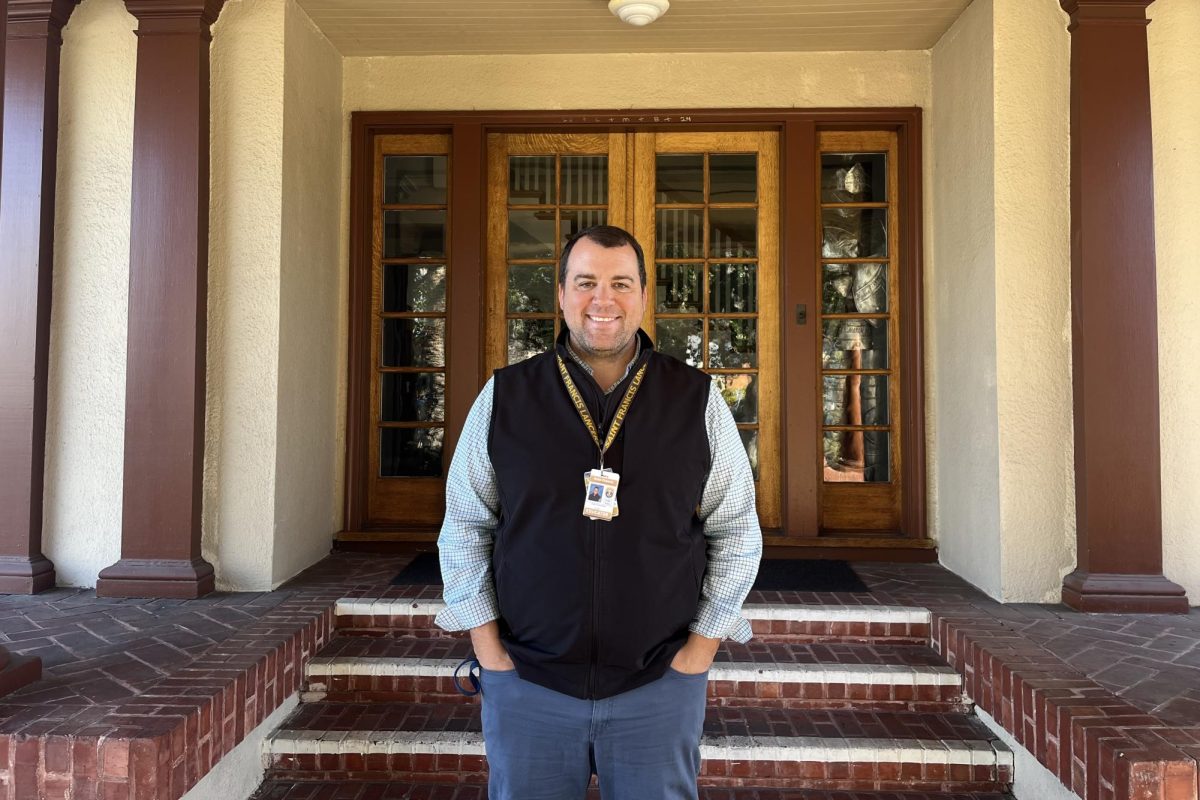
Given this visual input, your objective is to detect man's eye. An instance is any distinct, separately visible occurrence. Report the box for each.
[613,283,632,292]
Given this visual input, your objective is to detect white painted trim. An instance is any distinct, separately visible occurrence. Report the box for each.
[335,598,444,616]
[183,692,299,800]
[304,656,960,687]
[334,598,931,625]
[265,728,1010,766]
[975,705,1076,800]
[739,603,930,624]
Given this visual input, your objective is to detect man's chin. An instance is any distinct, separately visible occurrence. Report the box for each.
[573,335,634,360]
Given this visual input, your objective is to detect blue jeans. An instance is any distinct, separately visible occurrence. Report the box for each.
[479,665,709,800]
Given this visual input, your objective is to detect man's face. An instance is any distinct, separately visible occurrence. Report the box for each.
[558,238,647,361]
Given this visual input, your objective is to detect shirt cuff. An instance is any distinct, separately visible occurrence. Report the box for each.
[688,604,754,643]
[434,591,500,632]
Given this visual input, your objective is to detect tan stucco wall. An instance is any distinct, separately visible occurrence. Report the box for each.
[206,0,286,590]
[992,2,1074,601]
[930,0,1074,603]
[343,51,931,112]
[206,0,342,590]
[272,1,343,585]
[44,0,136,586]
[930,0,1001,598]
[1149,0,1200,602]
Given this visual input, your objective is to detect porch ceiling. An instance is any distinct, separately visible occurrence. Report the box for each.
[299,0,973,57]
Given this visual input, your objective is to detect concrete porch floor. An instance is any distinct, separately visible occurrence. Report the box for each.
[0,553,1197,798]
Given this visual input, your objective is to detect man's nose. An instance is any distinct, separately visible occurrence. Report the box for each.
[591,283,614,303]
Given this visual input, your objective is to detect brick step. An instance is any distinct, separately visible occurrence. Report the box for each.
[252,779,1014,800]
[335,598,932,644]
[302,636,967,712]
[264,703,1012,793]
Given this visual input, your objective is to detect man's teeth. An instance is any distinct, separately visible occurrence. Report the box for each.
[590,316,617,322]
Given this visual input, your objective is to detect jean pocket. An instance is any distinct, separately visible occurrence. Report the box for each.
[479,665,518,677]
[666,665,710,679]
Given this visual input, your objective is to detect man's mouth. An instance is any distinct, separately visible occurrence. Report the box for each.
[587,315,619,323]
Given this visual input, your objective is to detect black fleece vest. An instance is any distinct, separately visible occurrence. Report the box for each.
[488,330,711,700]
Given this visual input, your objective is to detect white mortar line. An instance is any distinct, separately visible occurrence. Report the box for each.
[304,656,961,686]
[335,599,931,625]
[264,729,1007,765]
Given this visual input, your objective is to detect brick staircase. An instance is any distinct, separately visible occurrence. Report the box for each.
[250,598,1016,799]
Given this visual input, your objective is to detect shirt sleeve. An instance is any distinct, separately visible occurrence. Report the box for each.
[689,380,763,643]
[434,378,501,632]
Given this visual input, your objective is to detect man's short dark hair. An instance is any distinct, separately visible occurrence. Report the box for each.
[559,225,647,289]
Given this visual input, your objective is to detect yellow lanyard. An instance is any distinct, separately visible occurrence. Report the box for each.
[556,355,647,469]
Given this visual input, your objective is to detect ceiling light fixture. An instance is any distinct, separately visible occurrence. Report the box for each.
[608,0,669,26]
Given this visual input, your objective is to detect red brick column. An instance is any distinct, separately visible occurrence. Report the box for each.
[0,0,48,698]
[1059,0,1188,613]
[0,0,79,597]
[96,0,225,598]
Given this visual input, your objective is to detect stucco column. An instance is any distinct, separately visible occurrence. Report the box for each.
[0,0,45,700]
[96,0,224,598]
[0,0,80,595]
[1059,0,1188,612]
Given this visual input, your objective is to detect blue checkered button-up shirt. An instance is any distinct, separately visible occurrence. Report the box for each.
[435,345,762,643]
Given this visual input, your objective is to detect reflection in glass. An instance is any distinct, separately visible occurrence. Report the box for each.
[656,318,703,366]
[508,318,554,364]
[823,319,888,370]
[823,430,890,483]
[561,156,608,205]
[561,209,608,245]
[740,429,760,480]
[821,153,887,203]
[384,156,447,205]
[822,375,888,426]
[709,154,757,203]
[709,208,757,257]
[508,264,556,313]
[655,264,703,313]
[509,156,555,205]
[384,264,446,313]
[708,318,757,368]
[822,263,887,314]
[381,372,445,423]
[384,210,446,259]
[382,319,446,368]
[822,208,887,259]
[656,154,704,204]
[656,208,704,258]
[508,210,556,259]
[709,263,757,313]
[712,374,758,423]
[380,427,444,477]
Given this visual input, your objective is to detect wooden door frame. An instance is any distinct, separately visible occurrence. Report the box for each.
[343,108,927,559]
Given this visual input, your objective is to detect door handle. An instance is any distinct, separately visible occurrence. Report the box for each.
[795,304,807,325]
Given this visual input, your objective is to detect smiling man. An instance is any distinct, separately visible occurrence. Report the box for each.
[436,225,762,800]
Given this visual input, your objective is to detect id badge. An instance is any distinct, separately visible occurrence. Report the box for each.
[582,468,620,521]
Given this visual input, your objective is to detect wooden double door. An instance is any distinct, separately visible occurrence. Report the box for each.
[348,119,923,552]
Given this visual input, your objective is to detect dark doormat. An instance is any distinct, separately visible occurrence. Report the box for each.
[391,552,442,586]
[391,552,869,593]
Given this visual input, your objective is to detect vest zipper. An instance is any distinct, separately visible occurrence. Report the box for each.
[588,516,600,698]
[588,384,618,700]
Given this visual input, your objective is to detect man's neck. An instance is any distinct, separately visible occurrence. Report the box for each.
[568,334,638,392]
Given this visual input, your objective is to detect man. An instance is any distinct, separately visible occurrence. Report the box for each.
[437,225,762,799]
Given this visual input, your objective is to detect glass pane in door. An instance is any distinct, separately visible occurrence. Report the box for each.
[653,151,762,475]
[818,147,895,488]
[503,151,610,364]
[376,151,449,479]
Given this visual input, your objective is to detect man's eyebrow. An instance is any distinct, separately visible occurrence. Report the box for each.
[571,272,636,282]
